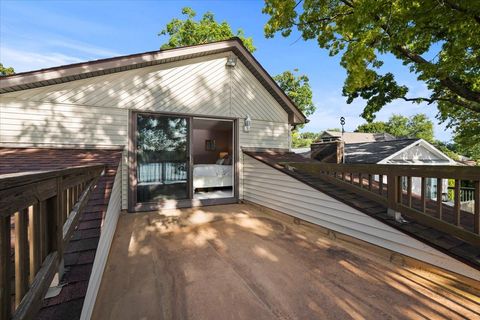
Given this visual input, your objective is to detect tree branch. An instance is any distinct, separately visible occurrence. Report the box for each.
[394,45,480,106]
[401,95,480,113]
[444,0,480,24]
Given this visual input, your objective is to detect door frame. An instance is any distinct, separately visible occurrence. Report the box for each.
[128,110,239,212]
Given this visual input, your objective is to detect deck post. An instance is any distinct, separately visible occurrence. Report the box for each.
[387,175,403,222]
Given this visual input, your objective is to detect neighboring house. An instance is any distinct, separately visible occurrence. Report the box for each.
[318,130,396,143]
[303,136,457,200]
[345,138,457,199]
[1,39,478,319]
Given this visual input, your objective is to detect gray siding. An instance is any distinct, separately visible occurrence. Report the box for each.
[242,154,479,281]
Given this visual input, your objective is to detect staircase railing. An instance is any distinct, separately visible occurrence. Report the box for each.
[284,162,480,247]
[0,165,104,320]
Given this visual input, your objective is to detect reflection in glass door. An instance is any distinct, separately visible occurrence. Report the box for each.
[135,113,189,203]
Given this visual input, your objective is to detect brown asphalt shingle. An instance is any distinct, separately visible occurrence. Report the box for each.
[0,147,123,320]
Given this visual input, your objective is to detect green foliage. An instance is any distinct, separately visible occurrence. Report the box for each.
[356,113,434,142]
[433,140,460,161]
[263,0,480,153]
[438,105,480,162]
[355,121,387,133]
[292,131,320,148]
[326,128,341,132]
[273,69,316,125]
[0,63,14,76]
[159,7,255,52]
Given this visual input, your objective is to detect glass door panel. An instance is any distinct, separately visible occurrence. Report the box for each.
[136,114,189,203]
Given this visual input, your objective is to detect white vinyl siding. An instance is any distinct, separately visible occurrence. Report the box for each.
[0,99,128,146]
[242,154,480,281]
[0,53,290,209]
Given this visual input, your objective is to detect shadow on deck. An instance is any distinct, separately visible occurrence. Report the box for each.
[92,204,479,320]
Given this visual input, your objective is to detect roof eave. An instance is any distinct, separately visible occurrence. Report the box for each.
[0,38,307,125]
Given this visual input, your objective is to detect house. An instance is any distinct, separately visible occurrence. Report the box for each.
[318,130,396,143]
[307,135,457,200]
[1,39,479,320]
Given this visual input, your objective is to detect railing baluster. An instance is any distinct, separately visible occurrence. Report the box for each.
[28,204,41,284]
[0,164,103,319]
[379,175,383,195]
[65,188,71,217]
[407,176,412,207]
[39,201,47,260]
[475,180,480,234]
[387,175,399,212]
[436,178,443,219]
[69,187,74,212]
[421,177,426,213]
[397,176,403,204]
[14,209,29,307]
[349,172,353,184]
[0,216,11,320]
[63,189,68,220]
[368,174,372,191]
[454,179,461,226]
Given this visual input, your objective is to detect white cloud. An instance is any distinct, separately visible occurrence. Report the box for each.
[0,47,84,71]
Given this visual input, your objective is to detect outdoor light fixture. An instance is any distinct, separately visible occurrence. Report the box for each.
[244,115,251,132]
[226,56,237,67]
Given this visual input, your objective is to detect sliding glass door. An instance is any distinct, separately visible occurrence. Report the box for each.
[135,113,189,203]
[131,112,238,211]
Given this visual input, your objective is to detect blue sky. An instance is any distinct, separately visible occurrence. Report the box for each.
[0,0,453,141]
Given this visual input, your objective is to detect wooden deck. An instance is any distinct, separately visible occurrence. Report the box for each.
[92,204,480,320]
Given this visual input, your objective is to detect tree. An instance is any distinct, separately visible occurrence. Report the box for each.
[0,63,14,76]
[159,7,255,52]
[273,69,316,121]
[263,0,480,150]
[356,113,434,142]
[292,131,319,148]
[160,8,316,126]
[355,121,387,134]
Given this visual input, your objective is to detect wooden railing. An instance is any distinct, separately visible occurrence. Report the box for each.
[285,162,480,246]
[0,165,104,320]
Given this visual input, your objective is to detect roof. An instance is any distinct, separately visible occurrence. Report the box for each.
[344,139,419,164]
[0,38,306,125]
[0,147,123,320]
[320,131,397,144]
[243,149,480,273]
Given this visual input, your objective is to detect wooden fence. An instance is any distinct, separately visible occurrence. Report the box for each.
[285,162,480,247]
[0,165,104,320]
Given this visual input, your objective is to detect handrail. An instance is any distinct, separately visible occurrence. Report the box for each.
[0,165,104,320]
[285,162,480,247]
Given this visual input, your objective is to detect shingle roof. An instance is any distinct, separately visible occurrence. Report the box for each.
[344,139,418,164]
[0,147,123,320]
[320,131,397,144]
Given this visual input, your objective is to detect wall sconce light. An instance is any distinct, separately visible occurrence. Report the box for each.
[226,56,237,67]
[244,115,251,132]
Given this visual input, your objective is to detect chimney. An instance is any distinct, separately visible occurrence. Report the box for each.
[310,141,344,163]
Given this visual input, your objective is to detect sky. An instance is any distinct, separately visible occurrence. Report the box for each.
[0,0,453,141]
